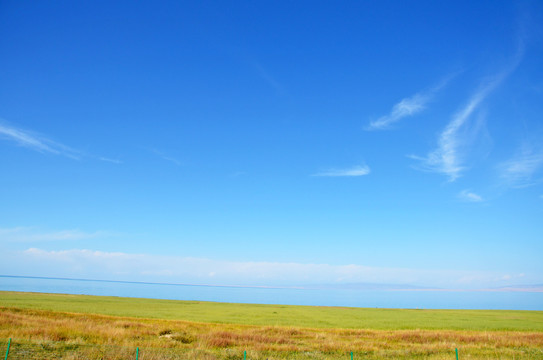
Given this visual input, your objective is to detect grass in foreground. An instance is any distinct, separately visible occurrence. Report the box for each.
[1,307,543,359]
[1,291,543,359]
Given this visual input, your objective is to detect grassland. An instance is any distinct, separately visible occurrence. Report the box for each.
[2,291,542,331]
[1,291,543,359]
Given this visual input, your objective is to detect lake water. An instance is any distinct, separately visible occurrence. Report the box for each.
[1,276,542,310]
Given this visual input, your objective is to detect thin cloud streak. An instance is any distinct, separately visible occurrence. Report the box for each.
[498,143,543,188]
[99,157,122,164]
[368,93,429,130]
[366,74,456,131]
[411,47,523,181]
[0,121,81,159]
[312,165,370,177]
[150,149,182,166]
[458,189,483,202]
[0,120,119,162]
[0,227,108,242]
[252,62,283,93]
[410,80,498,181]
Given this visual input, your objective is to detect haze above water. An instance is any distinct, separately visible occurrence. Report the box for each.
[2,276,542,311]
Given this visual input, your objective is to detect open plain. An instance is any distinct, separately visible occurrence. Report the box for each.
[1,291,543,359]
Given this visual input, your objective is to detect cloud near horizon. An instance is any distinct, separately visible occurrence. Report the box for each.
[3,247,531,289]
[0,227,108,242]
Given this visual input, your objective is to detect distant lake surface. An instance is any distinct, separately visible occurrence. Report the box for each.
[1,276,542,310]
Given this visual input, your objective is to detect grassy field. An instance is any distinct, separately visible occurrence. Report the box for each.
[1,291,543,359]
[1,291,542,331]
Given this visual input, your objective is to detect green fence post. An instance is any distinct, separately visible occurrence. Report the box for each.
[455,348,459,360]
[136,347,139,360]
[244,350,246,360]
[4,338,11,360]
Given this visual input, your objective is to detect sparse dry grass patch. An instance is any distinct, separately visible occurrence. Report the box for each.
[1,307,543,359]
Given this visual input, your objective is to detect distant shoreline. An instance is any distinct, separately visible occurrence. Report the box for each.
[2,274,542,293]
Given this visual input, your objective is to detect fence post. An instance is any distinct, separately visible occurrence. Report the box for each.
[351,351,353,360]
[4,338,10,360]
[244,350,246,360]
[136,347,139,360]
[455,348,459,360]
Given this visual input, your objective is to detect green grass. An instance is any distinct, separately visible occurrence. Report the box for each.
[2,291,543,359]
[1,291,542,331]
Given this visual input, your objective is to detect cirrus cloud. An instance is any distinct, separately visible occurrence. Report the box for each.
[312,165,370,177]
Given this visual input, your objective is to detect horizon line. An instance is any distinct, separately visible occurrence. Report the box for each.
[2,274,541,293]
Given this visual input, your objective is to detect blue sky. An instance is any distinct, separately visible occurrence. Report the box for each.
[1,0,543,290]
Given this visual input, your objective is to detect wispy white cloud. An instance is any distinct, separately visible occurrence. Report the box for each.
[498,143,543,188]
[312,165,370,177]
[252,62,283,93]
[0,227,107,242]
[366,75,456,131]
[458,189,483,202]
[368,93,430,131]
[150,149,181,166]
[0,121,81,159]
[408,86,492,181]
[0,120,120,163]
[0,227,26,236]
[7,247,530,289]
[99,157,122,164]
[496,273,526,281]
[408,35,526,182]
[410,53,523,181]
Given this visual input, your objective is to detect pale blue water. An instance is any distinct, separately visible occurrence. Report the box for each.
[1,276,542,310]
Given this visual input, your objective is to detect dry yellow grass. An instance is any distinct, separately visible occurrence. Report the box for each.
[2,307,543,359]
